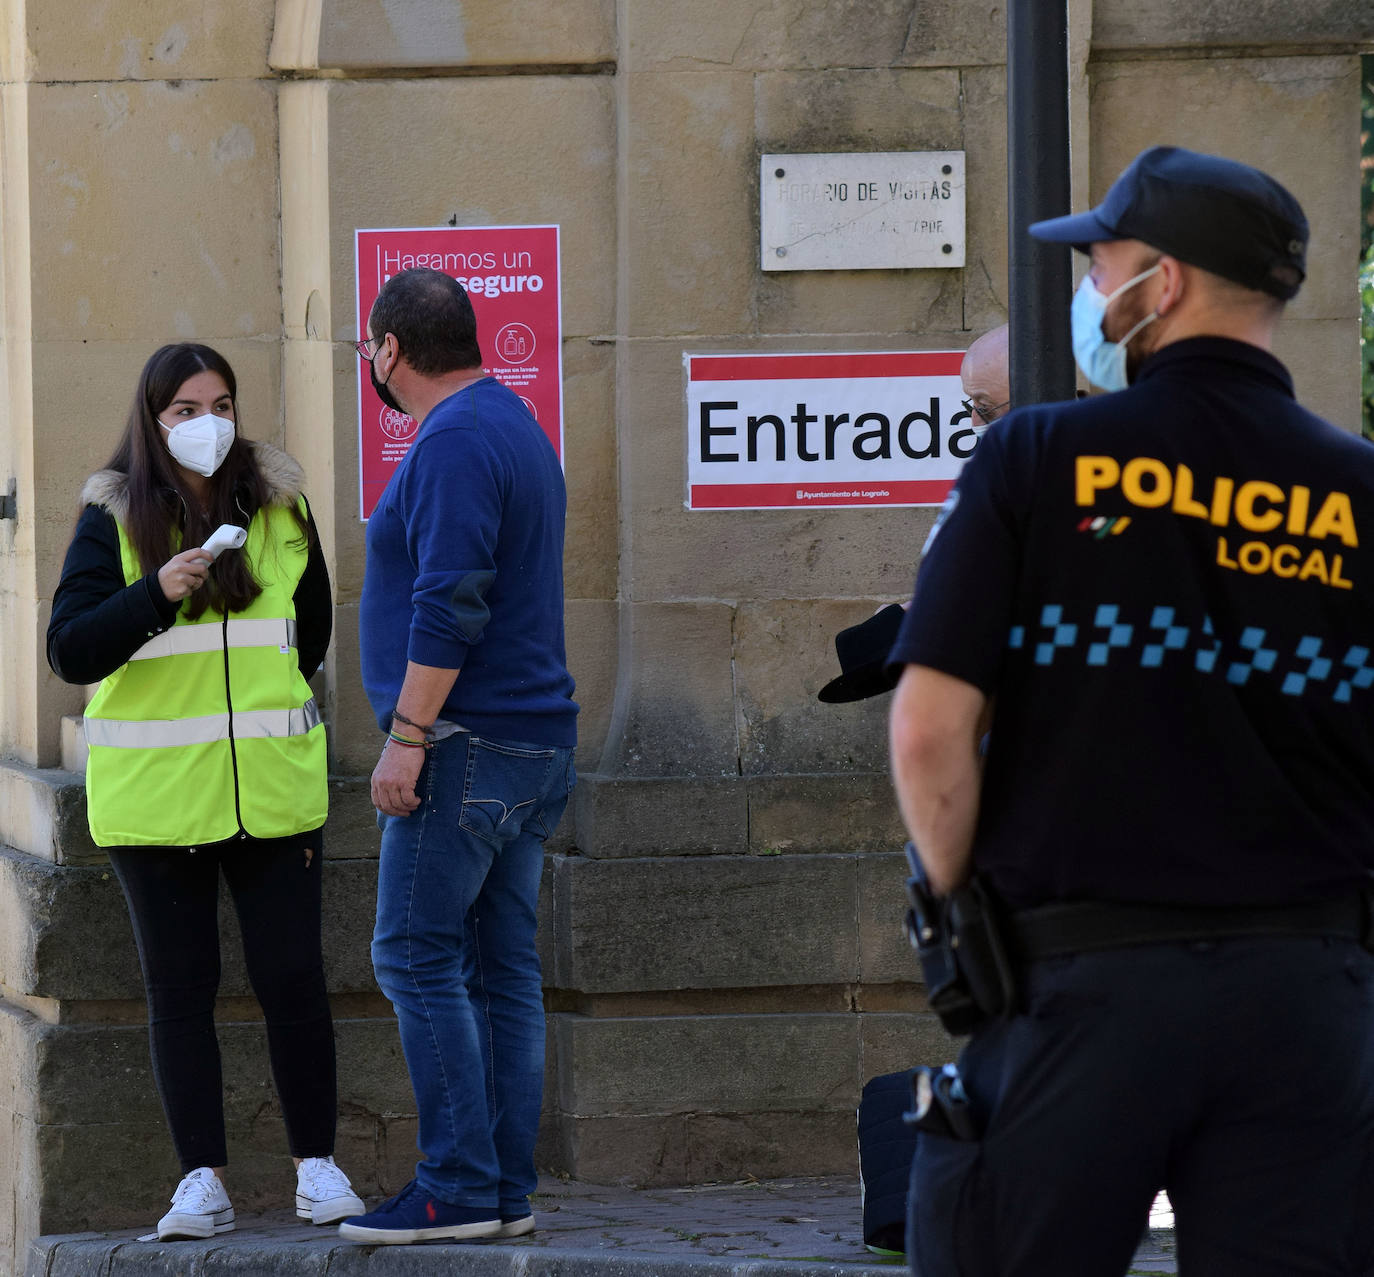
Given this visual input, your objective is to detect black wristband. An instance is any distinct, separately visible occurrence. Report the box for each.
[391,709,435,738]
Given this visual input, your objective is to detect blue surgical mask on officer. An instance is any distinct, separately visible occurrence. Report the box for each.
[1070,264,1163,392]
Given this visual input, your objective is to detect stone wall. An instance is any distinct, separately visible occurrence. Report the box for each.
[2,1,1371,1273]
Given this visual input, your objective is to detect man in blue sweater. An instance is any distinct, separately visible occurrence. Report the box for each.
[341,268,577,1245]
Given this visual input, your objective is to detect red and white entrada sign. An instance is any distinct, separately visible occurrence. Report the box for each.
[355,225,563,519]
[684,351,973,510]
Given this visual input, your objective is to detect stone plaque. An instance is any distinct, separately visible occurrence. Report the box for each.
[760,151,966,272]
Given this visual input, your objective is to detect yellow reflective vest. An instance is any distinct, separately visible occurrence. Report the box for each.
[84,500,329,846]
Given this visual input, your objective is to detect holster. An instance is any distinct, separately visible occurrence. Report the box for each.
[903,843,1019,1035]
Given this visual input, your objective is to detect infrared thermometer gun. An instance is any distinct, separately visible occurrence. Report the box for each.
[201,524,247,561]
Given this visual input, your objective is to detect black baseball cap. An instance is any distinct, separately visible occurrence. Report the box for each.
[1029,146,1308,300]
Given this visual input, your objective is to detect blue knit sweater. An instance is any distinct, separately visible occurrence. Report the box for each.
[360,377,578,747]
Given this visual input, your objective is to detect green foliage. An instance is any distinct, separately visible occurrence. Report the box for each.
[1363,243,1374,438]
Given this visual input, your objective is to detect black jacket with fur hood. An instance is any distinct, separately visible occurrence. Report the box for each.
[47,441,332,686]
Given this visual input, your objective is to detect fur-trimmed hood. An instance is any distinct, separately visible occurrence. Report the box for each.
[80,440,305,524]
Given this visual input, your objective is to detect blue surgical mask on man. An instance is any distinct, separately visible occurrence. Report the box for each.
[1070,264,1162,392]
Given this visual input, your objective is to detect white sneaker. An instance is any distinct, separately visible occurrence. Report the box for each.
[295,1155,366,1225]
[157,1167,235,1240]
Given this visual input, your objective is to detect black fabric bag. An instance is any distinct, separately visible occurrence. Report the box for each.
[857,1068,920,1255]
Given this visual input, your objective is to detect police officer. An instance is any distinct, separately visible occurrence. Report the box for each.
[887,146,1374,1275]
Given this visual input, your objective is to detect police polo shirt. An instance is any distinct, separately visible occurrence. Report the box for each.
[890,336,1374,910]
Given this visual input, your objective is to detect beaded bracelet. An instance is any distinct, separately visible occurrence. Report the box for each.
[386,730,429,750]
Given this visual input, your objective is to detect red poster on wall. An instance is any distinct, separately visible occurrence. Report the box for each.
[355,225,563,519]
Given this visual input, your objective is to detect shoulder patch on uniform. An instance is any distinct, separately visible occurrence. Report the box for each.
[922,488,960,556]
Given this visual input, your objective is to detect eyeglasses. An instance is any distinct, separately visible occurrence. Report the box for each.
[354,335,384,360]
[962,397,1011,425]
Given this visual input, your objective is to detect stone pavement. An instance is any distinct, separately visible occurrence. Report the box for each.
[28,1175,1178,1275]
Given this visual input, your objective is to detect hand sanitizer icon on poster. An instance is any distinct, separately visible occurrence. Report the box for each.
[496,323,536,365]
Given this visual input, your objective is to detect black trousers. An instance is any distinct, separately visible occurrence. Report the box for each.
[908,936,1374,1276]
[108,830,338,1172]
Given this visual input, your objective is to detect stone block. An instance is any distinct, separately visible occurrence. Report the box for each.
[1,1013,420,1238]
[557,1112,690,1183]
[320,859,385,994]
[734,600,896,776]
[861,1011,958,1079]
[551,853,859,992]
[623,73,755,337]
[0,847,382,1001]
[0,1000,35,1125]
[564,599,618,784]
[857,850,913,984]
[315,344,368,602]
[554,1013,860,1116]
[24,1021,163,1128]
[9,1120,42,1277]
[959,65,1011,332]
[574,776,749,857]
[27,81,281,344]
[29,1120,180,1235]
[557,1109,857,1185]
[378,1116,424,1195]
[1087,56,1359,324]
[0,760,97,865]
[562,340,618,603]
[190,1242,338,1275]
[594,602,739,779]
[681,1110,858,1182]
[755,68,963,153]
[278,80,330,343]
[755,263,965,342]
[626,0,914,72]
[0,850,139,1000]
[897,0,1011,67]
[322,778,380,860]
[58,717,86,776]
[1272,318,1361,432]
[305,0,616,71]
[748,775,904,855]
[1093,0,1374,49]
[20,1013,411,1133]
[0,1107,18,1277]
[322,78,616,342]
[23,0,276,81]
[328,605,378,776]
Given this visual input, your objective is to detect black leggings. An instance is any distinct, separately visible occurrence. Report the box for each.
[107,830,337,1172]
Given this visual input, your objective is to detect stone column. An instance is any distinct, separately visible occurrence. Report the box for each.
[0,5,300,1273]
[550,0,1006,1179]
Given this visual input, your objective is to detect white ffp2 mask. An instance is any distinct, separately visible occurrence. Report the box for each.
[159,413,235,477]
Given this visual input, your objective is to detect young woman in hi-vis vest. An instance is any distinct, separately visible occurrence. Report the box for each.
[47,343,365,1240]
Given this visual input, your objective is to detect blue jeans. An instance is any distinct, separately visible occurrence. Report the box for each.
[372,731,574,1210]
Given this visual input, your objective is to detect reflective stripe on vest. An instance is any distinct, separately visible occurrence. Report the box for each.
[128,617,298,662]
[85,697,321,750]
[84,497,329,846]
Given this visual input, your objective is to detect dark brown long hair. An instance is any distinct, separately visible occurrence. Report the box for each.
[105,343,303,619]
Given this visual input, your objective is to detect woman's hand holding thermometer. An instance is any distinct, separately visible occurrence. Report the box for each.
[157,525,244,602]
